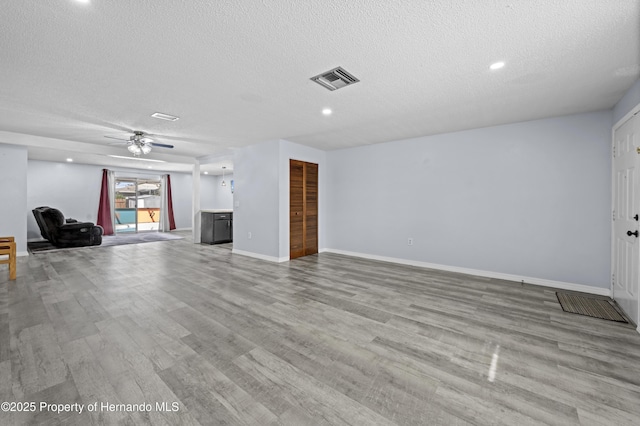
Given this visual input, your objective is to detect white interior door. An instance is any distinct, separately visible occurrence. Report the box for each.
[613,111,640,325]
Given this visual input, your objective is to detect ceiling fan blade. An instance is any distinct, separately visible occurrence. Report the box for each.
[149,142,174,149]
[104,135,130,141]
[107,142,129,146]
[146,133,202,143]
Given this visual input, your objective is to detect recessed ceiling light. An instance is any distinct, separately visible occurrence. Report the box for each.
[75,0,90,4]
[489,61,505,70]
[107,155,166,163]
[148,166,152,169]
[151,112,180,121]
[204,171,209,175]
[66,158,73,162]
[322,108,332,116]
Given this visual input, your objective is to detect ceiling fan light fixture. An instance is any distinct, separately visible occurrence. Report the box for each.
[127,144,141,155]
[106,131,173,156]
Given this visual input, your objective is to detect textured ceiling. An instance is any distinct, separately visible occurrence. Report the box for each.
[0,0,638,170]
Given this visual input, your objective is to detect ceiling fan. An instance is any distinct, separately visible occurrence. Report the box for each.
[104,131,174,156]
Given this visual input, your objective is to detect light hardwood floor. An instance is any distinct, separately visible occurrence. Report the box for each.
[1,233,640,425]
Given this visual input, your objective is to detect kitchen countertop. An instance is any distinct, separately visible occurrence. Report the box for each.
[200,209,233,213]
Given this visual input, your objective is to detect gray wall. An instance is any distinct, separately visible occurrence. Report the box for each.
[325,111,612,288]
[0,143,28,253]
[233,140,280,259]
[201,174,234,210]
[233,139,326,260]
[27,160,194,238]
[278,140,326,258]
[27,161,102,239]
[200,174,217,210]
[165,172,194,230]
[613,78,640,124]
[214,174,234,210]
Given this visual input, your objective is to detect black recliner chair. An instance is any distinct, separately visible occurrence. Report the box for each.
[32,206,103,248]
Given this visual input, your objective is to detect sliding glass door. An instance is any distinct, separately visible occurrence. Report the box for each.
[114,178,162,233]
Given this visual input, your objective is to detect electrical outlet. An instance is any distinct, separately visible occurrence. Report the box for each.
[408,238,413,246]
[248,232,252,239]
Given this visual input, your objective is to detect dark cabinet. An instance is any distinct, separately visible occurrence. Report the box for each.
[201,212,233,244]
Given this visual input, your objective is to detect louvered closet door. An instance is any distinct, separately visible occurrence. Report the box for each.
[290,160,318,260]
[290,160,305,259]
[304,162,318,256]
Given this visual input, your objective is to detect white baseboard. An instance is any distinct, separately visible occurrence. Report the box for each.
[173,227,192,232]
[232,249,288,263]
[323,249,611,297]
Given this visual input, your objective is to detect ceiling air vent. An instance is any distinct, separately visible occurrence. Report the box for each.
[310,66,360,91]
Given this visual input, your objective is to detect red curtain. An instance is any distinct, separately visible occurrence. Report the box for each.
[167,175,176,230]
[97,169,114,235]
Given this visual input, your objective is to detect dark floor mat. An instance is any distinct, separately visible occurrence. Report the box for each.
[28,232,183,253]
[556,292,628,323]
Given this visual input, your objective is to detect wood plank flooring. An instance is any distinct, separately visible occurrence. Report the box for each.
[1,233,640,425]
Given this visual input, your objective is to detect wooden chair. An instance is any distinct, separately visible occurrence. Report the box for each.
[0,236,16,280]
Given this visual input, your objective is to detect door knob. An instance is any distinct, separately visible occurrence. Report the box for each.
[627,230,639,237]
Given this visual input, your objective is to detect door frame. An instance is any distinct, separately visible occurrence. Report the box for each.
[115,178,139,233]
[611,101,640,330]
[114,177,162,234]
[289,158,319,260]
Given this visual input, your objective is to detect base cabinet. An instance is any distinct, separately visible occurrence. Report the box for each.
[201,212,233,244]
